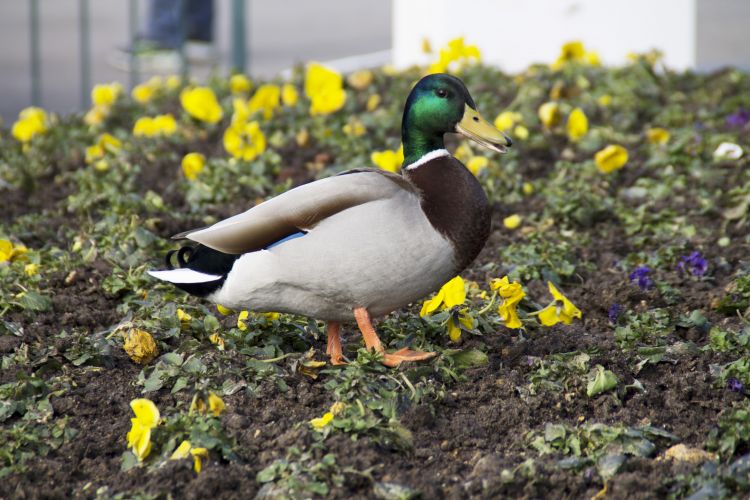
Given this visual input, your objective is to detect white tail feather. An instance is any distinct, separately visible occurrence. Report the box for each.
[148,269,222,284]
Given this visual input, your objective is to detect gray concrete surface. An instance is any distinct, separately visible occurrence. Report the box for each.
[0,0,391,122]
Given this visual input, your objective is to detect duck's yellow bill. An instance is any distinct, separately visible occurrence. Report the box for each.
[456,104,513,154]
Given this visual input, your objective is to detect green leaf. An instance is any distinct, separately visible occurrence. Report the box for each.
[586,365,618,397]
[449,348,488,368]
[171,376,188,394]
[16,291,51,312]
[256,464,278,483]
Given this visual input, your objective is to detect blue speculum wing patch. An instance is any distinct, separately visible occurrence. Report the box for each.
[265,231,306,250]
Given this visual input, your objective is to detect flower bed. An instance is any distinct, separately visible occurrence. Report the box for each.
[1,40,750,497]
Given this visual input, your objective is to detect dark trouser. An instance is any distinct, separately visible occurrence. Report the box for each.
[146,0,214,48]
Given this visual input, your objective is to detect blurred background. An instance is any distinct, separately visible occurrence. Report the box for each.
[1,0,748,123]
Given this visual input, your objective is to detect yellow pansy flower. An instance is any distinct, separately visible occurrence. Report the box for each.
[490,276,525,329]
[153,113,177,134]
[208,392,225,416]
[366,94,381,112]
[503,214,522,230]
[537,282,582,326]
[165,75,181,90]
[346,69,374,90]
[310,411,334,430]
[223,120,266,161]
[494,111,522,132]
[190,447,208,473]
[446,310,474,342]
[305,63,347,116]
[126,398,160,461]
[594,144,628,173]
[85,133,122,164]
[84,106,107,126]
[133,117,156,136]
[343,118,366,137]
[566,108,588,141]
[171,440,192,460]
[181,152,206,181]
[370,144,403,172]
[217,304,233,315]
[12,107,48,143]
[522,182,534,195]
[646,127,670,145]
[24,263,39,276]
[514,125,529,140]
[466,156,488,176]
[180,86,223,124]
[0,240,13,263]
[248,84,281,119]
[209,333,225,350]
[420,275,466,317]
[538,102,561,128]
[237,310,249,330]
[281,84,299,107]
[132,78,160,104]
[551,41,599,70]
[91,82,122,107]
[229,74,252,95]
[428,37,481,74]
[123,328,158,365]
[177,308,192,323]
[598,95,612,107]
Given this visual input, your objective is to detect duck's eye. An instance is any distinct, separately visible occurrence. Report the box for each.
[435,89,448,98]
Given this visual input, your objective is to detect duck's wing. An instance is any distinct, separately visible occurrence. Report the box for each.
[177,169,414,254]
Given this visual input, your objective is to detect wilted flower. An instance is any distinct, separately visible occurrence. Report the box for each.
[714,142,743,160]
[126,398,160,461]
[180,86,223,124]
[229,74,252,95]
[490,276,525,329]
[566,108,588,141]
[343,118,366,137]
[608,303,624,324]
[503,214,522,230]
[305,63,346,116]
[678,251,708,277]
[329,401,347,416]
[248,84,281,119]
[123,328,158,364]
[223,120,266,161]
[181,152,206,181]
[12,107,48,143]
[538,102,561,128]
[217,304,233,315]
[346,69,374,90]
[594,144,628,173]
[629,265,654,291]
[209,333,225,350]
[371,145,403,172]
[646,127,670,145]
[537,282,582,326]
[176,308,192,323]
[725,109,750,128]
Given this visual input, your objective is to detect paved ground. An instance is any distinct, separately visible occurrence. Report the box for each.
[0,0,391,121]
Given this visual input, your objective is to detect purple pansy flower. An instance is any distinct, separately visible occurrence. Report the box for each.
[608,303,624,324]
[727,377,747,395]
[726,109,750,128]
[678,251,708,277]
[629,265,654,291]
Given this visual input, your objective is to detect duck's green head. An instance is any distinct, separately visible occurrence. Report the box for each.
[401,73,512,166]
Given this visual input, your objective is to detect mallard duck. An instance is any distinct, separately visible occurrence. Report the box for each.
[149,73,512,366]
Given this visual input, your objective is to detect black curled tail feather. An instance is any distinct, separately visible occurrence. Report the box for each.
[166,243,240,297]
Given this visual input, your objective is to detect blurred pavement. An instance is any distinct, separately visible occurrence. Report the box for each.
[0,0,391,121]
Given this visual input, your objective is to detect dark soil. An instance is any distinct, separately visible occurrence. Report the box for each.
[3,184,744,499]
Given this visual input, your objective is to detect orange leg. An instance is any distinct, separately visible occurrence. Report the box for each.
[326,321,347,365]
[353,307,437,367]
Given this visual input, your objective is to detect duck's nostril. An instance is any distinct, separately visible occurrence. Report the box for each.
[473,116,479,122]
[505,136,513,147]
